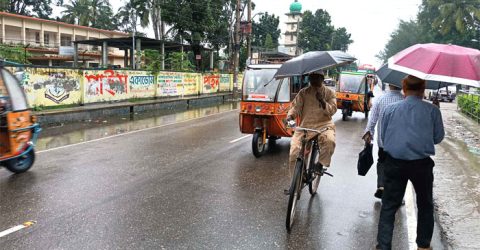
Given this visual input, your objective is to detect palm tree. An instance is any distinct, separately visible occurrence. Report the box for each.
[61,0,117,29]
[117,0,150,34]
[428,0,480,35]
[90,0,111,28]
[61,0,91,26]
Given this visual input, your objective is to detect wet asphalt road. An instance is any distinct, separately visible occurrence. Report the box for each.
[0,104,444,249]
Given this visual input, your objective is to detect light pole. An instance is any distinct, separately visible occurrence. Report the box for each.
[233,0,241,99]
[247,12,264,60]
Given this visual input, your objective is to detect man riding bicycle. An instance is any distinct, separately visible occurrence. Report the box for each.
[286,71,337,183]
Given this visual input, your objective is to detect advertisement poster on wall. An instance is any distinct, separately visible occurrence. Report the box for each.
[219,74,231,92]
[157,72,183,97]
[128,71,156,98]
[181,73,200,96]
[83,69,130,103]
[157,72,200,97]
[14,68,82,107]
[202,74,219,94]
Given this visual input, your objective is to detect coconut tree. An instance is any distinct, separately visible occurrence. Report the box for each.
[427,0,480,35]
[61,0,91,26]
[116,0,150,34]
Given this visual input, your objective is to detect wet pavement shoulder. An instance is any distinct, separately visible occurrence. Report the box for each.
[433,102,480,249]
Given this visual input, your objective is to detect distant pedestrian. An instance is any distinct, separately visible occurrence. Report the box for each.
[432,97,440,108]
[376,75,445,250]
[363,83,403,199]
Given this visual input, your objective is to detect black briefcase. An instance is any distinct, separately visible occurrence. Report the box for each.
[357,142,374,176]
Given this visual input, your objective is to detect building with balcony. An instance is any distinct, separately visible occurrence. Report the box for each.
[0,11,129,67]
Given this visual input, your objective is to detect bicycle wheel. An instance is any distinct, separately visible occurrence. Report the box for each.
[286,160,303,232]
[308,146,321,195]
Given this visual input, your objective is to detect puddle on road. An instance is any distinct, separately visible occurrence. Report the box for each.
[37,102,239,151]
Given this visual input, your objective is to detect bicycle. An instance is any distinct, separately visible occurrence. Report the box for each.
[286,126,333,232]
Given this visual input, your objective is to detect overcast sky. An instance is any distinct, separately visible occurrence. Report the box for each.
[55,0,422,67]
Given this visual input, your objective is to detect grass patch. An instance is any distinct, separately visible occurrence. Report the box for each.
[33,104,80,111]
[458,94,480,121]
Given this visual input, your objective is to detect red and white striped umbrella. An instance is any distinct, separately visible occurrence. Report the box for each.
[388,43,480,88]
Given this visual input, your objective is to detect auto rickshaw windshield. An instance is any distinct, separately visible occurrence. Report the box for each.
[338,74,367,94]
[243,68,281,102]
[0,68,28,111]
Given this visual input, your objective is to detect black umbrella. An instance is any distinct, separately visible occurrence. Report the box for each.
[376,63,454,90]
[274,51,356,78]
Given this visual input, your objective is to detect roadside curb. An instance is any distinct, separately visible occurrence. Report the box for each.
[34,93,234,125]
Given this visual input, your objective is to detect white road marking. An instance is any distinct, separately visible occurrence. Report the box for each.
[37,109,238,154]
[405,182,417,250]
[0,221,36,238]
[229,135,251,143]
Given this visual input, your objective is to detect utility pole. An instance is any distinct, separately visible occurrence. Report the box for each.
[246,0,252,61]
[233,0,241,99]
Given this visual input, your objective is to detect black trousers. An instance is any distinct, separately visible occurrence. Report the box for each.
[377,154,435,250]
[377,148,386,188]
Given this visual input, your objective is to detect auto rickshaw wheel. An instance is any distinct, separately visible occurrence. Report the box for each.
[268,137,278,151]
[252,131,266,158]
[5,149,35,174]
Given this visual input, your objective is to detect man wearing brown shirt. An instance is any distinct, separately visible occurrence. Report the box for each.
[287,71,337,178]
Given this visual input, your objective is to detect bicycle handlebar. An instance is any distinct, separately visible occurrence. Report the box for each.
[294,127,329,134]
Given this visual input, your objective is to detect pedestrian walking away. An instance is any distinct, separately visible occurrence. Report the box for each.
[363,83,403,199]
[376,75,444,250]
[286,71,337,183]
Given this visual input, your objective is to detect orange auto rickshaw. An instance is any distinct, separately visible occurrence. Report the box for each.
[336,71,375,121]
[239,64,308,157]
[0,64,41,173]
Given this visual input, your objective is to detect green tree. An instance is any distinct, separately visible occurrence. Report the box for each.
[60,0,117,29]
[380,0,480,62]
[427,0,480,35]
[418,0,479,48]
[376,20,424,62]
[298,9,335,52]
[149,0,172,40]
[117,0,150,34]
[166,52,194,72]
[143,49,163,74]
[161,0,228,70]
[264,34,275,50]
[61,0,91,26]
[0,0,56,19]
[0,44,30,63]
[331,27,353,52]
[251,12,281,49]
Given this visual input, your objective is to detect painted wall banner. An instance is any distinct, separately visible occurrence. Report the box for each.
[181,73,200,96]
[84,69,130,103]
[128,71,156,98]
[157,72,182,96]
[203,74,219,94]
[157,72,200,97]
[7,67,233,107]
[219,74,231,92]
[238,73,244,90]
[14,68,82,107]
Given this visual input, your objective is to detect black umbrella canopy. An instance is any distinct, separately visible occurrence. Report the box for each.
[376,64,454,90]
[274,51,356,79]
